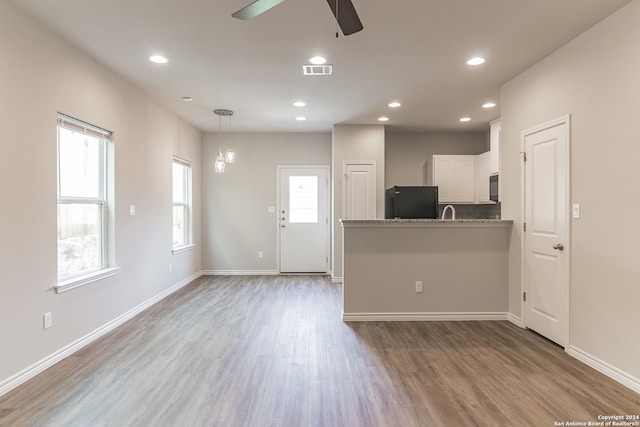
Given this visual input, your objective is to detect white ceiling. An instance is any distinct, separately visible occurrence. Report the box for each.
[12,0,631,133]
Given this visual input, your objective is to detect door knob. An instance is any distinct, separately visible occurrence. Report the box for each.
[553,243,564,251]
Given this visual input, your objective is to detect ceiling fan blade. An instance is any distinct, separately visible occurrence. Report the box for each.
[326,0,363,35]
[232,0,286,20]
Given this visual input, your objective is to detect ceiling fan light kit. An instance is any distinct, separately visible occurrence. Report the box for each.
[232,0,363,36]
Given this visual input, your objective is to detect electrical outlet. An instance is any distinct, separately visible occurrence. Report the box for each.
[258,251,264,259]
[129,205,136,216]
[43,312,52,329]
[168,264,172,273]
[415,281,423,293]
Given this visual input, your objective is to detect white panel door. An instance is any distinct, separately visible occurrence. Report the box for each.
[279,166,329,273]
[343,163,376,219]
[523,120,569,347]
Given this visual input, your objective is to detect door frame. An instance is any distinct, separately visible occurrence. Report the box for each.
[520,115,571,348]
[276,165,331,274]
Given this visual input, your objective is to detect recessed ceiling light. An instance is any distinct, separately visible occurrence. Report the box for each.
[293,101,306,107]
[378,116,389,122]
[149,55,168,64]
[467,57,485,66]
[309,56,327,65]
[388,102,401,108]
[482,102,496,108]
[459,117,471,122]
[182,96,193,101]
[296,116,306,121]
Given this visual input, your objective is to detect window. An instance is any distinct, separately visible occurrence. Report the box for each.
[172,158,192,249]
[289,176,318,223]
[57,114,111,281]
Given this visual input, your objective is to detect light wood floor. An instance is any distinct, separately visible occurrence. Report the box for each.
[1,275,638,426]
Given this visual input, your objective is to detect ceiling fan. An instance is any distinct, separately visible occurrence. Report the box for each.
[232,0,363,36]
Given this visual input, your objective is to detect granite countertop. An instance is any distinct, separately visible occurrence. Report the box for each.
[341,218,511,223]
[340,218,513,227]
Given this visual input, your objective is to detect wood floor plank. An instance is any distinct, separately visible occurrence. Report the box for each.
[1,275,638,426]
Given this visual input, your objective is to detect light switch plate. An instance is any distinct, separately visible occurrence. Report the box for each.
[129,205,136,216]
[268,206,275,214]
[572,203,580,219]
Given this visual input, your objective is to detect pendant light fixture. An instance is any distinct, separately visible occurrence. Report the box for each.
[213,108,236,173]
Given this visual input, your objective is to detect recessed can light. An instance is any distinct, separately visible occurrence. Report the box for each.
[378,116,389,122]
[293,101,306,107]
[309,56,327,65]
[482,102,496,108]
[388,102,401,108]
[296,116,307,121]
[149,55,168,64]
[459,117,471,122]
[467,57,485,66]
[182,96,193,101]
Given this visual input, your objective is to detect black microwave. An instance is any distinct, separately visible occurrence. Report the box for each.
[490,174,499,203]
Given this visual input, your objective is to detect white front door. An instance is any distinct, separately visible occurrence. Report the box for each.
[343,162,376,219]
[278,166,329,273]
[523,118,570,347]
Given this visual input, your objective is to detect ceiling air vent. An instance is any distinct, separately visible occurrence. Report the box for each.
[303,64,333,75]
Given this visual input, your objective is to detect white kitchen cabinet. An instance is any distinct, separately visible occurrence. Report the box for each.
[432,155,476,203]
[475,151,493,203]
[489,119,501,174]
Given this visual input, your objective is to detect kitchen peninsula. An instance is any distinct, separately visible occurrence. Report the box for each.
[341,219,513,321]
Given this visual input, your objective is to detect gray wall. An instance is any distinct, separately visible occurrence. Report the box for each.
[501,0,640,381]
[0,1,202,388]
[385,132,489,187]
[343,223,510,316]
[202,132,331,272]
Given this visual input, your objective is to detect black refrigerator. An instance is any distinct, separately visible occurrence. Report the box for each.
[385,186,439,219]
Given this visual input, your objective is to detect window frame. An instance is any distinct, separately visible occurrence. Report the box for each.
[56,113,111,283]
[172,157,192,251]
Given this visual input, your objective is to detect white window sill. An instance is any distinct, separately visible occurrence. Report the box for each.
[55,267,121,294]
[172,244,195,255]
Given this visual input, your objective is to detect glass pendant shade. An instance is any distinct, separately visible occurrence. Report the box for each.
[225,149,236,164]
[214,152,226,173]
[212,109,236,173]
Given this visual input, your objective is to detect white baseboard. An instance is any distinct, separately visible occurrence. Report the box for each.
[342,312,509,322]
[508,313,525,328]
[202,270,278,276]
[568,345,640,394]
[0,271,203,398]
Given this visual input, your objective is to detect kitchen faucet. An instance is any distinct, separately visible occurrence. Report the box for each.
[442,204,456,220]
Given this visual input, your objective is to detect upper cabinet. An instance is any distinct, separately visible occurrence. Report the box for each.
[432,155,476,203]
[475,151,492,203]
[489,119,501,175]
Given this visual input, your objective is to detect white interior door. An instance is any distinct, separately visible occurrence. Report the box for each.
[523,119,569,347]
[278,166,329,273]
[343,162,376,219]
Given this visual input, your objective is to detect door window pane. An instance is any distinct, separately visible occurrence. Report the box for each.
[289,176,318,223]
